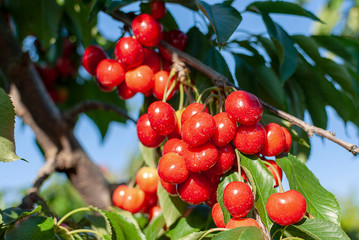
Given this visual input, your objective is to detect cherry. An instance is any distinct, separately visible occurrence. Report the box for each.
[226,218,260,229]
[263,159,283,188]
[150,0,167,19]
[149,205,162,221]
[183,142,218,172]
[148,101,176,135]
[223,181,254,218]
[153,70,176,101]
[56,56,76,78]
[112,184,128,208]
[158,152,189,184]
[136,167,159,193]
[181,112,216,147]
[225,90,263,125]
[117,81,137,100]
[160,179,177,196]
[96,59,125,89]
[206,144,235,176]
[122,187,146,213]
[114,37,144,69]
[125,65,154,93]
[233,122,266,155]
[266,190,307,226]
[137,114,165,148]
[281,126,292,153]
[181,103,209,125]
[82,45,107,75]
[62,38,76,58]
[35,64,58,88]
[162,138,188,156]
[259,123,286,157]
[132,14,163,47]
[212,203,225,228]
[159,30,188,60]
[211,112,236,147]
[143,192,158,212]
[143,48,161,73]
[177,172,212,205]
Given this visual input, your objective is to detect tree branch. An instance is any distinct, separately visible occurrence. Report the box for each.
[63,100,136,126]
[110,10,359,156]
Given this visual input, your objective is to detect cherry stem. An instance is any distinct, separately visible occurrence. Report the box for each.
[199,228,228,240]
[128,177,136,188]
[67,229,102,237]
[162,68,177,102]
[56,207,91,228]
[179,83,184,110]
[281,238,305,240]
[163,79,178,102]
[182,72,199,100]
[217,90,224,113]
[235,149,243,182]
[261,160,284,193]
[196,86,220,104]
[224,86,237,95]
[202,94,218,113]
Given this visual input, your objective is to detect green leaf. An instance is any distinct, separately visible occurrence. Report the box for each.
[178,231,215,240]
[89,0,107,21]
[186,27,211,61]
[216,171,239,224]
[213,227,263,240]
[102,210,145,240]
[157,183,187,227]
[144,214,165,240]
[246,1,321,22]
[54,225,75,240]
[5,216,54,240]
[2,206,42,225]
[312,35,353,61]
[106,0,136,13]
[276,155,341,225]
[139,144,156,168]
[261,13,297,83]
[82,214,111,240]
[195,1,242,45]
[203,47,233,83]
[167,205,209,239]
[0,88,20,162]
[240,154,276,230]
[6,0,62,48]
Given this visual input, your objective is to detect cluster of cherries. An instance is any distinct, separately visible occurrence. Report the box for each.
[136,90,307,228]
[81,0,187,101]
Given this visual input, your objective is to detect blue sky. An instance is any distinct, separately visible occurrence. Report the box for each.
[0,0,358,206]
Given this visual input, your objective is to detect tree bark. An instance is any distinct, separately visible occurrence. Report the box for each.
[0,13,111,209]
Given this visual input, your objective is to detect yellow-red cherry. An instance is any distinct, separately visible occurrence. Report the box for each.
[112,184,128,208]
[121,187,146,214]
[226,218,260,229]
[212,203,225,228]
[177,172,212,205]
[149,205,162,221]
[233,122,266,155]
[136,167,159,193]
[225,90,263,125]
[158,152,189,184]
[266,190,307,226]
[259,123,286,157]
[137,114,165,148]
[223,181,254,218]
[125,65,154,93]
[148,101,176,136]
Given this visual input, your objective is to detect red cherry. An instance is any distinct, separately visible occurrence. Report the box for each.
[148,101,176,135]
[117,81,137,100]
[150,0,167,19]
[137,114,165,148]
[159,30,188,60]
[158,152,189,184]
[166,109,183,139]
[35,64,58,88]
[223,181,254,218]
[226,218,260,229]
[206,144,235,176]
[132,14,163,47]
[225,90,263,125]
[259,123,286,157]
[125,65,154,93]
[183,142,218,172]
[143,48,161,73]
[56,56,76,78]
[82,45,107,75]
[181,112,216,147]
[177,172,212,205]
[233,122,266,155]
[162,138,188,156]
[153,70,176,101]
[62,38,76,58]
[122,187,146,213]
[263,160,283,188]
[212,203,225,228]
[281,126,292,153]
[162,58,172,71]
[96,59,125,89]
[160,179,177,196]
[266,190,307,226]
[96,78,114,92]
[112,185,128,208]
[211,112,236,147]
[181,103,208,125]
[136,167,159,193]
[149,205,162,221]
[114,37,144,69]
[143,192,158,212]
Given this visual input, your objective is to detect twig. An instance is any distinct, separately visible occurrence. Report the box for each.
[109,10,359,156]
[254,208,270,240]
[63,100,136,125]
